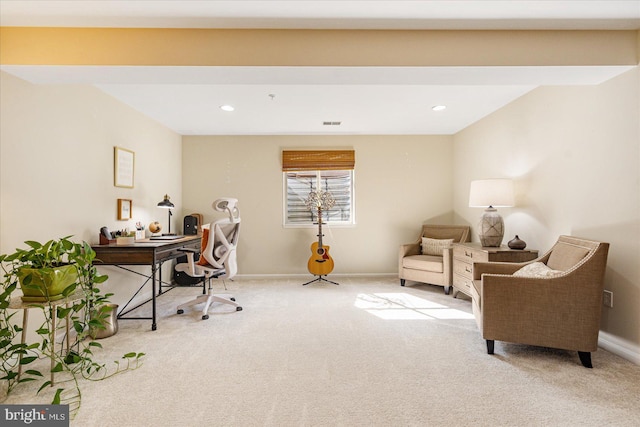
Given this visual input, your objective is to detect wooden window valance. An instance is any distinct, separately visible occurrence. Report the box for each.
[281,150,355,171]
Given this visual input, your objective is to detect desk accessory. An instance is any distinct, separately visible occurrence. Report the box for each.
[184,214,198,235]
[150,235,184,240]
[116,236,135,245]
[99,226,116,244]
[157,194,175,235]
[99,227,138,244]
[100,226,113,240]
[149,221,162,235]
[135,222,145,239]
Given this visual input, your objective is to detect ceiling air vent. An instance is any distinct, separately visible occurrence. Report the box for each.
[323,121,342,126]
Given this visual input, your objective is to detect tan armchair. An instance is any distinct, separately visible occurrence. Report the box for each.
[471,235,609,368]
[399,224,471,294]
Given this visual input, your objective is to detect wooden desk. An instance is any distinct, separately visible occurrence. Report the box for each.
[92,235,201,330]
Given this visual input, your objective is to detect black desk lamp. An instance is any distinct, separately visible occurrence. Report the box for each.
[157,194,175,235]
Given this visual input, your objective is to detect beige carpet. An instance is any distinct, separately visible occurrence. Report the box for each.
[4,277,640,426]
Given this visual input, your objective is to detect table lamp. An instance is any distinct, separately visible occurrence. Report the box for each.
[157,194,175,235]
[469,179,514,247]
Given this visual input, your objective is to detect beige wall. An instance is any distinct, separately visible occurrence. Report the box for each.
[1,66,638,361]
[182,135,453,276]
[453,67,640,359]
[0,71,183,311]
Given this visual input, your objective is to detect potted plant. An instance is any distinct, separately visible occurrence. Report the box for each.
[0,236,144,416]
[12,238,80,302]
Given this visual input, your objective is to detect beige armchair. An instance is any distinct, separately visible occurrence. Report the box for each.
[471,235,609,368]
[399,224,471,294]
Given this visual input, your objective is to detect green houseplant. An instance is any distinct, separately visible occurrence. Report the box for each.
[11,238,82,302]
[0,236,144,416]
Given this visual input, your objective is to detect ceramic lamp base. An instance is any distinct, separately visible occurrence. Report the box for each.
[478,207,504,247]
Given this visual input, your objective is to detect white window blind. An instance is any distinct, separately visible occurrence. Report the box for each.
[282,150,355,226]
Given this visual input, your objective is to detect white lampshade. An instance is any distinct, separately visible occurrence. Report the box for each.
[469,179,514,208]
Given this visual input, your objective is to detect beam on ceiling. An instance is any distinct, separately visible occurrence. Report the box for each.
[1,27,638,67]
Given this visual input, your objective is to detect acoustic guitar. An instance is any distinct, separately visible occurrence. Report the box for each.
[307,206,334,276]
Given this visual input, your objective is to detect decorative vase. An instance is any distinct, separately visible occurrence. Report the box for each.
[90,303,119,339]
[508,235,527,250]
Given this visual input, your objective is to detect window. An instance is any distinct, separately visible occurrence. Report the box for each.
[284,170,354,226]
[282,150,355,226]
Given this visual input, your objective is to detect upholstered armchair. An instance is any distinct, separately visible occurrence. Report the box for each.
[471,235,609,368]
[399,224,471,294]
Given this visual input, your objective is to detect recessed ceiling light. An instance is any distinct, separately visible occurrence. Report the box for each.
[220,105,235,112]
[432,105,447,111]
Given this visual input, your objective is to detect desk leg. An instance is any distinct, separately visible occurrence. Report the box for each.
[151,263,157,331]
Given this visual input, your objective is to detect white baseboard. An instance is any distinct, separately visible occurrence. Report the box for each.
[599,331,640,365]
[236,273,397,280]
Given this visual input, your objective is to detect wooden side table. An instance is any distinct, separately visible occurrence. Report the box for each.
[452,242,538,298]
[8,290,84,386]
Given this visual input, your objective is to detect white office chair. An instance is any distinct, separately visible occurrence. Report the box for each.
[175,198,242,320]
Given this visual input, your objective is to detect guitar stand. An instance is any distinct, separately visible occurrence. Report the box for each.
[302,275,339,286]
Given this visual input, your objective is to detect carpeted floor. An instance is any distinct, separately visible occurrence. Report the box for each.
[4,277,640,426]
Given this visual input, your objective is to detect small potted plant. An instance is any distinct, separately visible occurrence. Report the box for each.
[8,238,80,302]
[0,236,144,416]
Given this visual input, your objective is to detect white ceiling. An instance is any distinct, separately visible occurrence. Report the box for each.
[2,1,639,30]
[1,1,639,135]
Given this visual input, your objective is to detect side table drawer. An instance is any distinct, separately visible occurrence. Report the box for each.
[453,242,538,298]
[453,245,479,262]
[453,274,472,295]
[454,262,473,278]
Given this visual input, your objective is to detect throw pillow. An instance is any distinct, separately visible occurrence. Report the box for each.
[546,242,590,271]
[196,227,210,266]
[421,238,454,256]
[513,262,562,278]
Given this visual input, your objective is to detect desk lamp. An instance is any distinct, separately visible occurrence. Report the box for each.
[157,194,175,235]
[469,179,514,247]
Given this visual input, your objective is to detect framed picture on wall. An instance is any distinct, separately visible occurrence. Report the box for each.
[117,198,132,220]
[114,146,135,188]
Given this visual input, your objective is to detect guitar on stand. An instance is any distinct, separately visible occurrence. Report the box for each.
[303,191,339,286]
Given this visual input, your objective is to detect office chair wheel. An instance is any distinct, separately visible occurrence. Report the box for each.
[230,297,236,301]
[236,306,243,311]
[202,314,210,320]
[177,309,184,315]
